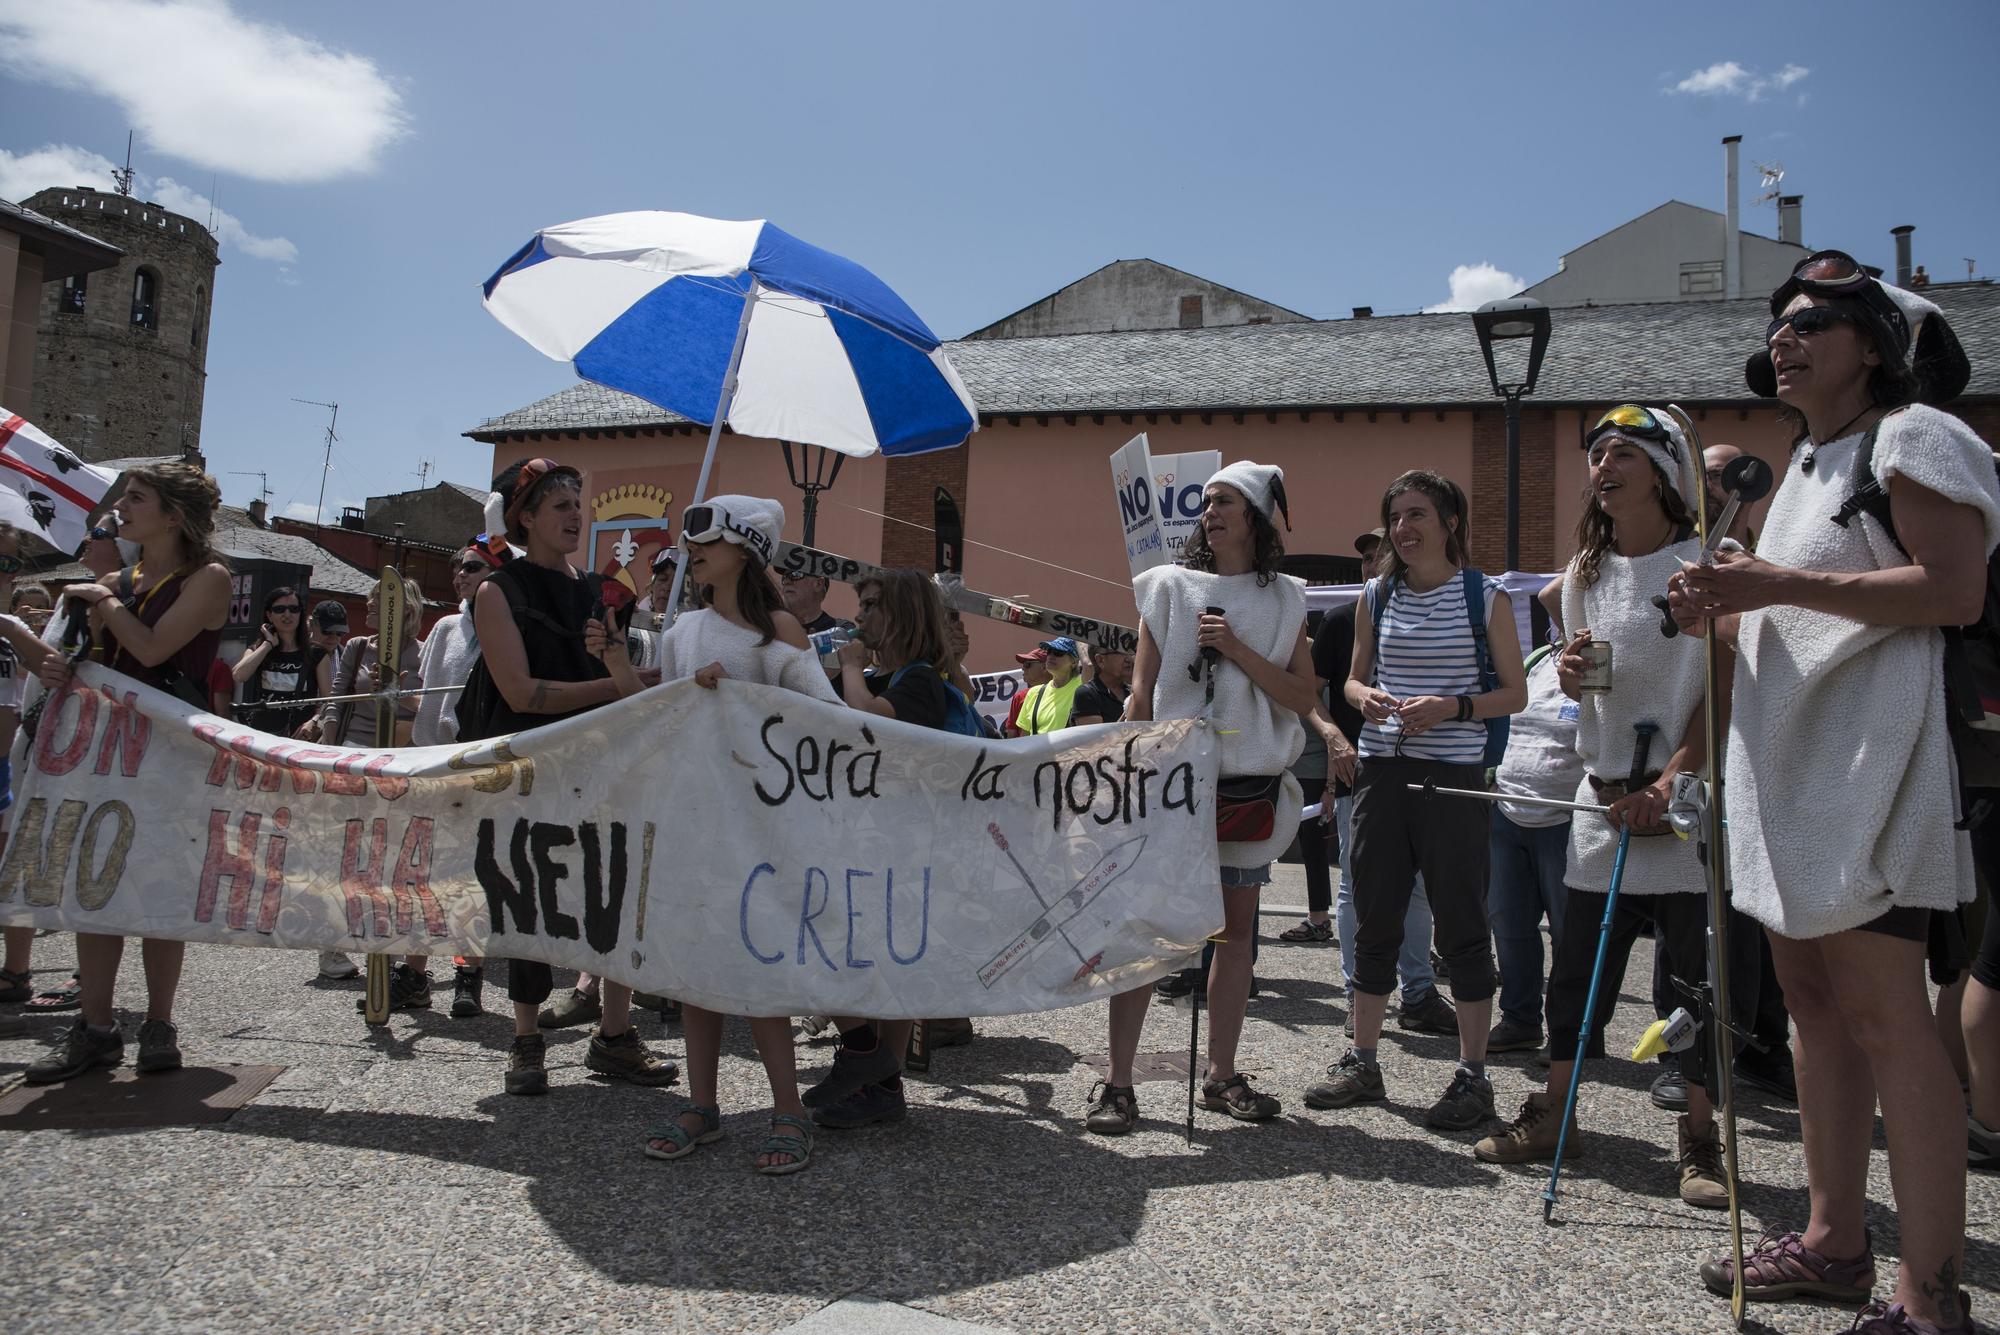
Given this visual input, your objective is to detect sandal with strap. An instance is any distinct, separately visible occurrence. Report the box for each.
[0,967,31,1004]
[643,1104,723,1162]
[1199,1072,1282,1121]
[754,1114,814,1177]
[25,975,81,1011]
[1277,918,1334,944]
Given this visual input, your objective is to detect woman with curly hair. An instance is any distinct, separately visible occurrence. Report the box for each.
[1084,462,1323,1134]
[26,461,231,1083]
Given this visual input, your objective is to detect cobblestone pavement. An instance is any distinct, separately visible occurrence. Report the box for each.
[1,865,1994,1335]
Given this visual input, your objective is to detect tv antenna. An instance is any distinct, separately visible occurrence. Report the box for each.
[412,460,433,489]
[111,131,136,196]
[229,471,274,507]
[1969,258,1979,281]
[292,398,339,528]
[1753,162,1786,207]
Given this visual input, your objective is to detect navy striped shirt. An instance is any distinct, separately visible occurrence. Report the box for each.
[1359,571,1501,764]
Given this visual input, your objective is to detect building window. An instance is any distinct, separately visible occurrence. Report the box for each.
[59,274,87,314]
[191,286,204,348]
[1679,260,1724,298]
[131,268,159,331]
[1178,295,1204,329]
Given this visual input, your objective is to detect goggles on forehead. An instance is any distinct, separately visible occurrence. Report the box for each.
[678,504,774,566]
[1772,249,1909,355]
[1585,404,1681,460]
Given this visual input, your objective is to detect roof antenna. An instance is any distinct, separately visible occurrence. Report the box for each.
[111,131,136,196]
[292,398,339,528]
[207,173,217,231]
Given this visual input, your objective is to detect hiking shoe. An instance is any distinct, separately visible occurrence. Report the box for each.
[317,951,359,980]
[391,964,431,1010]
[1199,1072,1281,1121]
[1678,1114,1729,1209]
[1486,1017,1543,1053]
[135,1019,181,1073]
[1474,1091,1579,1164]
[1650,1065,1689,1112]
[1084,1080,1139,1135]
[1278,917,1334,944]
[1699,1227,1875,1304]
[1397,990,1457,1036]
[505,1033,548,1096]
[927,1017,974,1048]
[1532,1044,1552,1070]
[1153,969,1197,1001]
[1972,1114,2000,1171]
[1735,1046,1798,1104]
[449,966,484,1019]
[585,1028,680,1086]
[25,1019,123,1084]
[801,1039,902,1109]
[1844,1298,1976,1334]
[538,988,600,1029]
[812,1078,907,1130]
[1304,1051,1385,1110]
[1426,1068,1496,1131]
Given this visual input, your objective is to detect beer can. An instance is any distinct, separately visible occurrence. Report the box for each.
[1579,640,1612,693]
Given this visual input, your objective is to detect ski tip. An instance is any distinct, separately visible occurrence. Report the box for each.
[1073,951,1105,981]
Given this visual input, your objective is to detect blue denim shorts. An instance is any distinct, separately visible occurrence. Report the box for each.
[1220,863,1272,887]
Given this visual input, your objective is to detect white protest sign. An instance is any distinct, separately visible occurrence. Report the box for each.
[1110,433,1165,576]
[0,669,1222,1018]
[968,668,1025,728]
[1152,449,1221,563]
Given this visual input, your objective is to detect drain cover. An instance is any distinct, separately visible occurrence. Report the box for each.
[0,1064,283,1130]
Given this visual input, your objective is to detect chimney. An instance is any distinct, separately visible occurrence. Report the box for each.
[1892,225,1915,287]
[1778,195,1803,247]
[1352,306,1374,319]
[1723,135,1743,299]
[247,498,267,528]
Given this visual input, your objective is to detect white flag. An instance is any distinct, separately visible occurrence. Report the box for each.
[0,410,119,555]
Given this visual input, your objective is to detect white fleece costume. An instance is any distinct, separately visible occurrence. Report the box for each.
[1728,404,2000,936]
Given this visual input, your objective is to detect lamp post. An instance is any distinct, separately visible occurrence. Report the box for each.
[780,440,846,548]
[1470,298,1552,572]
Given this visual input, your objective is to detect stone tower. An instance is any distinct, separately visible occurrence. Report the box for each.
[21,186,220,463]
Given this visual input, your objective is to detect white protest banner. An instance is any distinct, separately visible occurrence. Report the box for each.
[1152,449,1221,563]
[967,668,1025,728]
[0,669,1221,1018]
[1110,433,1165,577]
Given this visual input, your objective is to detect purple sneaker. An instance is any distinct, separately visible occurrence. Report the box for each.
[1698,1227,1875,1304]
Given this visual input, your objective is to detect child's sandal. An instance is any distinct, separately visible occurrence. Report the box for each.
[754,1114,813,1176]
[643,1103,722,1161]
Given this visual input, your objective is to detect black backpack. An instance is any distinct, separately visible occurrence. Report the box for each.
[455,567,606,744]
[1834,414,2000,789]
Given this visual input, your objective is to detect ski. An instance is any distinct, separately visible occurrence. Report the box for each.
[361,565,404,1030]
[1663,404,1747,1328]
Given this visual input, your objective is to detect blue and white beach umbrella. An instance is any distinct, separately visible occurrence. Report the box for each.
[482,211,978,469]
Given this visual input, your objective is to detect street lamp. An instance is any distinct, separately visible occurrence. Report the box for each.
[1470,297,1552,572]
[779,440,846,548]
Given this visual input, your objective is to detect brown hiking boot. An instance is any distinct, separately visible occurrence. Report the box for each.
[1678,1113,1728,1209]
[1474,1090,1580,1164]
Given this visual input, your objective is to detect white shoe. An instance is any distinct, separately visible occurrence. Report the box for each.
[318,951,359,980]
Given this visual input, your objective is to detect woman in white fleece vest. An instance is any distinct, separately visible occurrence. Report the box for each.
[1674,252,1998,1333]
[1082,462,1321,1135]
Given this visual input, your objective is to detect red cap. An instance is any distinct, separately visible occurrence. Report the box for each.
[1014,647,1049,665]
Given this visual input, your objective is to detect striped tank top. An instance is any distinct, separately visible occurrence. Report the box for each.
[1358,570,1501,764]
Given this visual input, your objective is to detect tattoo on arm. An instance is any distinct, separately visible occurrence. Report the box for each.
[530,680,550,712]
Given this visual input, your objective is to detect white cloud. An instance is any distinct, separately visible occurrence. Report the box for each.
[1423,263,1526,314]
[1670,60,1810,102]
[280,499,353,523]
[0,0,406,184]
[1,144,298,264]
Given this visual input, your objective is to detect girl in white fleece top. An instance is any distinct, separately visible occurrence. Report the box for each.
[1673,256,1997,1330]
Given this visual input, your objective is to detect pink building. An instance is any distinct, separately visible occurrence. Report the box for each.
[467,285,2000,672]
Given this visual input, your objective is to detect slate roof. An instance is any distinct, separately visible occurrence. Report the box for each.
[0,196,123,280]
[468,285,2000,437]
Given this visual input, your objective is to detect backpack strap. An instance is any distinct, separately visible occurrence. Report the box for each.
[1462,568,1498,691]
[1831,421,1906,557]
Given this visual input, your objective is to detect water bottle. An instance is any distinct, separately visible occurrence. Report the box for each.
[809,627,853,670]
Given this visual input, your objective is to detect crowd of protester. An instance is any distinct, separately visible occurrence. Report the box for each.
[1,252,1998,1333]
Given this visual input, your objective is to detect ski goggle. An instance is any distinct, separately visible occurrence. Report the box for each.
[1766,306,1861,344]
[1584,405,1681,460]
[679,504,774,566]
[0,554,23,575]
[1771,249,1908,354]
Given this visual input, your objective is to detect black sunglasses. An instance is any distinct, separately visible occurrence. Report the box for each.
[456,561,492,575]
[1766,306,1858,344]
[268,604,302,614]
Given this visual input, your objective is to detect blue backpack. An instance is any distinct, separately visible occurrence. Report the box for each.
[1367,567,1511,767]
[887,661,986,738]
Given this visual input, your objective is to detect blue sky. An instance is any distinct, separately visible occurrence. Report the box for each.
[3,0,1996,520]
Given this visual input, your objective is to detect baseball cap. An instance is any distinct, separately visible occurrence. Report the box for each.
[312,600,348,632]
[1014,647,1049,665]
[1354,528,1385,554]
[1038,636,1081,658]
[650,546,677,573]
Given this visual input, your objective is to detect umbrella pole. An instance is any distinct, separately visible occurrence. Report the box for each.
[660,277,760,629]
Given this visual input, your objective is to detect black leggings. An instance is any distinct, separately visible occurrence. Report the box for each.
[1298,810,1334,916]
[506,959,555,1007]
[1349,757,1495,1002]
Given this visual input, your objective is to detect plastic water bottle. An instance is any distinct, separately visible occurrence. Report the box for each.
[809,627,853,670]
